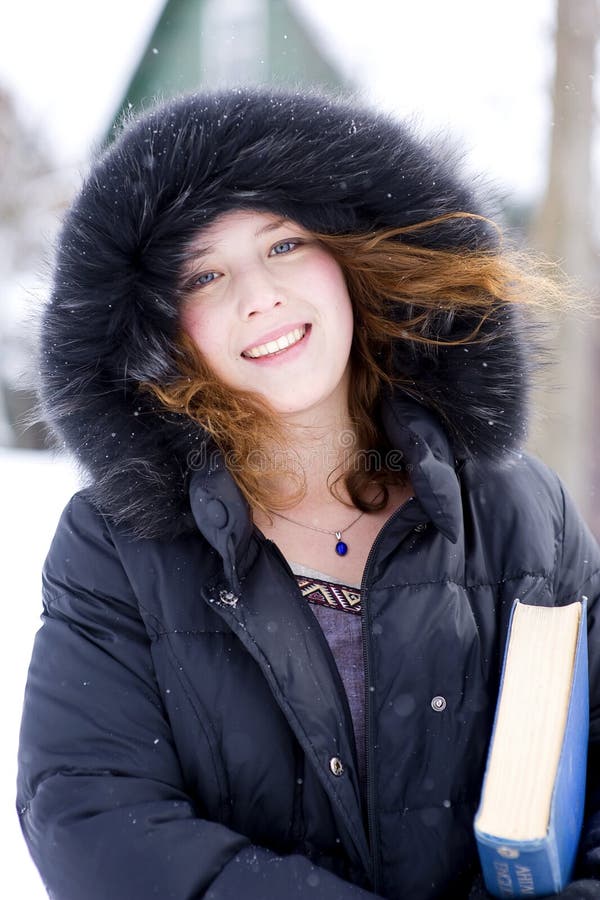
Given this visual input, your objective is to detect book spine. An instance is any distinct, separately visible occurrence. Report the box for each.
[548,599,589,887]
[476,839,562,898]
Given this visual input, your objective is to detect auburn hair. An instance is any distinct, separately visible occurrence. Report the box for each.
[145,213,564,520]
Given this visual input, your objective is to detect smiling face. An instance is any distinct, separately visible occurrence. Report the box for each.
[179,210,354,420]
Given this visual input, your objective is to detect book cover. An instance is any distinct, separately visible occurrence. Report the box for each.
[474,598,589,898]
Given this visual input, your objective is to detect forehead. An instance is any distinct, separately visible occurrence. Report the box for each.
[186,209,306,257]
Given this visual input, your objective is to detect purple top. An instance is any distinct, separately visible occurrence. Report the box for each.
[290,562,366,792]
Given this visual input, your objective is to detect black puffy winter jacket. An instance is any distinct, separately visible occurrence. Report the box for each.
[17,395,600,900]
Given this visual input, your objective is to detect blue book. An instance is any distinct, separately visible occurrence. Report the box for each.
[474,598,588,898]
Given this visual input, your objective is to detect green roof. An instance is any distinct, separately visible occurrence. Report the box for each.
[108,0,347,141]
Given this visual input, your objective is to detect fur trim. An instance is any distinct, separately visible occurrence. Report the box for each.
[40,86,533,539]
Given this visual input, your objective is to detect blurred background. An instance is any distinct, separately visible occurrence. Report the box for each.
[2,0,599,895]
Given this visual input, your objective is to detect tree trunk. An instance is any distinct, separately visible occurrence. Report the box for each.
[528,0,599,526]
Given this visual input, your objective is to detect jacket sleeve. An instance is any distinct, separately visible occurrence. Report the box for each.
[553,477,600,885]
[17,493,378,900]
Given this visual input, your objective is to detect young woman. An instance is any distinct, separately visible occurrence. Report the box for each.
[17,88,600,900]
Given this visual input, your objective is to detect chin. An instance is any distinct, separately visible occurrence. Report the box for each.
[275,398,334,418]
[256,378,347,418]
[271,400,313,415]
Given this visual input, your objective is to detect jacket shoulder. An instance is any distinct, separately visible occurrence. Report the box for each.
[461,451,564,540]
[461,450,563,506]
[43,488,141,619]
[459,452,600,595]
[47,489,226,636]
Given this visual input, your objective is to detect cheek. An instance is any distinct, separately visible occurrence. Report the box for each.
[180,303,199,339]
[309,253,353,313]
[180,305,220,359]
[321,266,354,336]
[180,304,242,387]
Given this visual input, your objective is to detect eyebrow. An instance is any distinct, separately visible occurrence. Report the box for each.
[255,216,289,236]
[181,216,294,276]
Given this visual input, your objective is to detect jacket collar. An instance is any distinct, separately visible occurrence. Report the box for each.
[189,392,463,584]
[188,450,255,594]
[379,389,462,544]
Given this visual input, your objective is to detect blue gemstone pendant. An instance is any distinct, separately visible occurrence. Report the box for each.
[335,531,348,556]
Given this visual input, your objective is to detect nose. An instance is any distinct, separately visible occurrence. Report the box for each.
[235,267,285,319]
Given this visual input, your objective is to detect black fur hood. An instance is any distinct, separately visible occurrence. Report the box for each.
[39,86,533,540]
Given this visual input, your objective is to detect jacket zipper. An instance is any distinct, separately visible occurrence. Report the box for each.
[256,532,373,875]
[360,496,417,894]
[254,498,421,894]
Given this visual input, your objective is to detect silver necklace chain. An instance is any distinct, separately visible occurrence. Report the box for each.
[270,506,366,538]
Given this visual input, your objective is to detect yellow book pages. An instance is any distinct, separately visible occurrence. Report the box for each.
[476,601,581,840]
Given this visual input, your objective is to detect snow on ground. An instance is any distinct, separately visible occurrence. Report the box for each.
[2,449,82,898]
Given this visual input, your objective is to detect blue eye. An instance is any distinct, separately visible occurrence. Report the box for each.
[271,240,297,255]
[195,272,218,286]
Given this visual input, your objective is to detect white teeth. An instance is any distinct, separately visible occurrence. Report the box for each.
[244,326,306,358]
